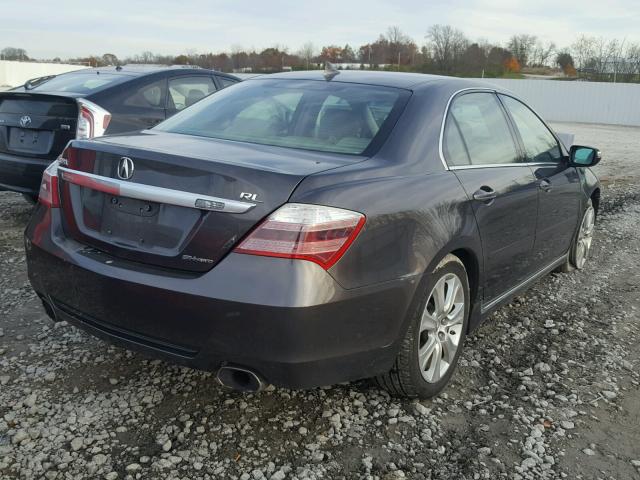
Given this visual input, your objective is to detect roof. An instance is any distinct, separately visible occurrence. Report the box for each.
[258,70,488,90]
[67,65,237,79]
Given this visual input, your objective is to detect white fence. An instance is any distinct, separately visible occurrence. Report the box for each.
[474,79,640,127]
[0,60,89,88]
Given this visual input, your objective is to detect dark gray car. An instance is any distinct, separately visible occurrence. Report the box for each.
[24,71,601,398]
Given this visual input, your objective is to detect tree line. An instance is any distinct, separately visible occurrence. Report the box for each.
[3,26,640,82]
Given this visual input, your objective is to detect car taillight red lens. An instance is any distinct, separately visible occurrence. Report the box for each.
[38,161,60,208]
[234,203,366,269]
[76,99,111,139]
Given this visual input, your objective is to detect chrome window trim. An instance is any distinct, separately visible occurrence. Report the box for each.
[438,87,567,170]
[438,87,496,171]
[496,92,567,155]
[58,166,256,214]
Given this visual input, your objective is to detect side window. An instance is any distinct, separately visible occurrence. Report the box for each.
[500,95,562,163]
[445,92,519,166]
[123,79,166,108]
[168,76,217,111]
[443,119,471,165]
[218,76,239,89]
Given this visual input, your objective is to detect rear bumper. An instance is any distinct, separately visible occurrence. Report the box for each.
[25,207,419,389]
[0,152,51,195]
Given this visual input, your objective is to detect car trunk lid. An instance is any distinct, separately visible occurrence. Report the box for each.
[57,131,358,272]
[0,92,78,159]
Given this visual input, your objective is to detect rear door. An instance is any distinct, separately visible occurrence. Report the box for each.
[166,75,217,117]
[443,91,539,302]
[101,76,167,134]
[499,94,581,263]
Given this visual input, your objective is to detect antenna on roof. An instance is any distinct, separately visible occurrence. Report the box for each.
[323,62,340,81]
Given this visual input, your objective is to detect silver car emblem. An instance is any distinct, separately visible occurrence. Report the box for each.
[117,157,134,180]
[20,115,32,128]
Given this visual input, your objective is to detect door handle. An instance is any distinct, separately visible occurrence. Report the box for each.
[539,179,552,192]
[472,186,497,202]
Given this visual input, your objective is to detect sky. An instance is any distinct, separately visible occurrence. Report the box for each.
[1,0,639,59]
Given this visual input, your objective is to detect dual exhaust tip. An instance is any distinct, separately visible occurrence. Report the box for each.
[216,366,265,393]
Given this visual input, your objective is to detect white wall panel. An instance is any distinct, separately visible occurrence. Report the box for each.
[0,60,88,88]
[473,79,640,126]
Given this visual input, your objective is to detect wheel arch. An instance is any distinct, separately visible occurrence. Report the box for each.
[590,187,601,216]
[408,240,484,336]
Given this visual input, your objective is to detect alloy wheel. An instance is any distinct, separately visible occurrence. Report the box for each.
[575,206,595,269]
[418,273,465,383]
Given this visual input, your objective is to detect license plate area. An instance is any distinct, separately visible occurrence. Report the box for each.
[8,127,53,154]
[108,195,159,217]
[73,186,198,252]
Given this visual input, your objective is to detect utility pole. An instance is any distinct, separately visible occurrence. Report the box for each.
[398,52,401,71]
[368,46,371,69]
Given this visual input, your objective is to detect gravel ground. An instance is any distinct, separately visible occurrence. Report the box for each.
[1,123,639,480]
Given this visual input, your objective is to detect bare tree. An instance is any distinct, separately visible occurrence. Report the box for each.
[507,34,537,67]
[298,42,316,69]
[101,53,118,66]
[593,37,619,75]
[230,44,246,70]
[571,35,597,70]
[427,25,468,73]
[531,40,556,66]
[1,47,29,61]
[386,26,406,45]
[621,42,640,79]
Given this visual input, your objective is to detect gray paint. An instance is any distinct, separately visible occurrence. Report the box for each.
[24,72,602,389]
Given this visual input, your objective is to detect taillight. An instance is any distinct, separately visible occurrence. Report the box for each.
[234,203,366,270]
[38,161,60,208]
[76,99,111,139]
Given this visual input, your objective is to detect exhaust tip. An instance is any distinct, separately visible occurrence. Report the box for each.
[217,366,265,393]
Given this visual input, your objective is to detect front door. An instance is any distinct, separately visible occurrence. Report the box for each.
[499,95,581,263]
[442,91,539,302]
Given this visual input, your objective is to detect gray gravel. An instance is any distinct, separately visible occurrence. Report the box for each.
[1,123,639,479]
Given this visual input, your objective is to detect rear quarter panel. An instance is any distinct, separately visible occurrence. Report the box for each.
[291,170,480,291]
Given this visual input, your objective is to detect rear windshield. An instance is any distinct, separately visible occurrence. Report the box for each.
[156,79,409,155]
[29,72,129,94]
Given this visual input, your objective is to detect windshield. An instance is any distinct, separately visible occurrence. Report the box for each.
[156,79,409,155]
[29,72,129,94]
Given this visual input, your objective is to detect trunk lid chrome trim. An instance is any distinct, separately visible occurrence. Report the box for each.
[57,166,256,214]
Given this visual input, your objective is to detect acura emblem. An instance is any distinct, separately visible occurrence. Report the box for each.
[19,115,32,128]
[117,157,134,180]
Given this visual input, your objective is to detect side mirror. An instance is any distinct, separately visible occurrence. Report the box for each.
[569,145,601,167]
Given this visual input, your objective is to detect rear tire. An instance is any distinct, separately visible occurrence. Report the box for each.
[376,254,470,399]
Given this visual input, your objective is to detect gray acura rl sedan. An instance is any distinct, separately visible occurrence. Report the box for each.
[25,71,601,398]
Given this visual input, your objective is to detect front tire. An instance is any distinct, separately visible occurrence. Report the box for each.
[558,199,595,272]
[376,254,470,399]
